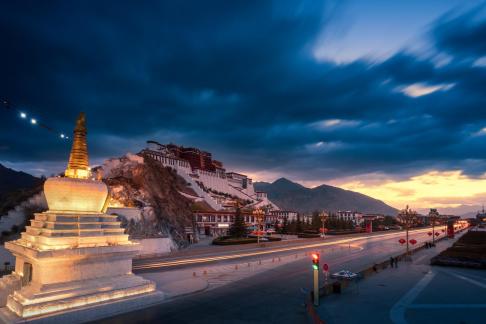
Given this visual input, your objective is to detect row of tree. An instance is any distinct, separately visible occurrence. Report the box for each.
[228,208,400,238]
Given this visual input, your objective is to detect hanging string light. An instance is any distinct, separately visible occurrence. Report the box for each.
[2,98,70,140]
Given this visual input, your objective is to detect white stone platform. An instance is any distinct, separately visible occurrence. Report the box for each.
[0,290,164,323]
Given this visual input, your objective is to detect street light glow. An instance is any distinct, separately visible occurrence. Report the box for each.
[30,118,37,124]
[60,133,65,138]
[20,112,27,118]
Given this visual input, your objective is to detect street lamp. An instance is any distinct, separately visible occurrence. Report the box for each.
[252,208,265,244]
[319,211,329,238]
[397,205,417,257]
[428,208,439,245]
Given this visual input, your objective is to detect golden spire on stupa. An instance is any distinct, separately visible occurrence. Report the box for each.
[65,112,90,179]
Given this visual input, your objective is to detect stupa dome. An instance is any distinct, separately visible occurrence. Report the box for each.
[44,112,109,212]
[44,177,108,212]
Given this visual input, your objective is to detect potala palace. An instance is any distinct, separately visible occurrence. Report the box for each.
[142,141,279,212]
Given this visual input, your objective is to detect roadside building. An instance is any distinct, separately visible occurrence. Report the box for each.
[336,211,364,225]
[268,210,299,223]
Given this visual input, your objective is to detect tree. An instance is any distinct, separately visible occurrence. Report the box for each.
[383,215,396,226]
[397,205,418,255]
[274,220,280,234]
[311,211,322,230]
[229,207,247,238]
[281,217,289,234]
[296,214,303,233]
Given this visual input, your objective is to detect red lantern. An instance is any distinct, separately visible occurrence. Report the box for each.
[427,232,432,236]
[435,232,440,236]
[398,238,406,245]
[409,239,417,245]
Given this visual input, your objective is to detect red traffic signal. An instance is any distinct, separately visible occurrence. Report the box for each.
[427,232,432,236]
[409,239,417,245]
[398,238,406,245]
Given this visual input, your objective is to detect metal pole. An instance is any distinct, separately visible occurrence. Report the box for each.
[432,218,435,245]
[322,218,324,238]
[313,268,319,306]
[257,216,260,244]
[406,221,409,255]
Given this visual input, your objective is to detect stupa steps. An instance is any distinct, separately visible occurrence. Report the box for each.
[30,220,122,230]
[11,275,152,302]
[25,226,125,237]
[7,276,155,318]
[19,232,130,249]
[34,212,119,223]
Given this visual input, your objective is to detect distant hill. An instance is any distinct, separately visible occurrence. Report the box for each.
[254,177,398,215]
[0,163,43,215]
[0,164,42,196]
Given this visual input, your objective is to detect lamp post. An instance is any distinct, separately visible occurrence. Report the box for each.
[428,208,439,245]
[443,215,448,238]
[319,211,329,238]
[253,208,265,244]
[397,205,417,257]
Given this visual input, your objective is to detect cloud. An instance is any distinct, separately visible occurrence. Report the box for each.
[398,83,454,97]
[0,1,485,209]
[335,170,486,209]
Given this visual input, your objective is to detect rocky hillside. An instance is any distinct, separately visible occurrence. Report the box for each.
[99,154,194,247]
[254,178,397,215]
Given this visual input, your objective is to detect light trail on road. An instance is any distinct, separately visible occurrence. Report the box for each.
[133,228,435,271]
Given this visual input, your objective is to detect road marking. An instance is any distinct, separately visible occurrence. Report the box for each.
[409,304,486,309]
[449,271,486,283]
[390,271,436,324]
[447,272,486,289]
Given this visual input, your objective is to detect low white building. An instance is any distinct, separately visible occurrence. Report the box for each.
[336,211,364,225]
[268,210,299,223]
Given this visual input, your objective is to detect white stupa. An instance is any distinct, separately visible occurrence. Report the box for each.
[0,113,162,321]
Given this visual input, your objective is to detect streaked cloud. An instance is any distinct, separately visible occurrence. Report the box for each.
[311,119,361,129]
[398,83,454,97]
[0,2,485,210]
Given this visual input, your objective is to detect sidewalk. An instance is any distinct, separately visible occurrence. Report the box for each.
[316,233,486,324]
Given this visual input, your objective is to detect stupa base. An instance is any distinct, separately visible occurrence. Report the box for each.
[1,241,162,322]
[0,288,164,323]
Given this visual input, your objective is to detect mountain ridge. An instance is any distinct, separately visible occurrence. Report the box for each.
[0,163,42,195]
[254,177,398,215]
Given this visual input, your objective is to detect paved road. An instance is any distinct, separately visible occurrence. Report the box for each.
[133,228,440,272]
[101,228,447,324]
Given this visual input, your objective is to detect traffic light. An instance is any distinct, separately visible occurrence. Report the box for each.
[312,253,319,270]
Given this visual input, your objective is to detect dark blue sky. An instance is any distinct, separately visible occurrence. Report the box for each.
[1,0,485,189]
